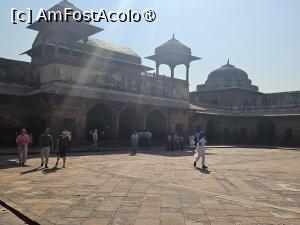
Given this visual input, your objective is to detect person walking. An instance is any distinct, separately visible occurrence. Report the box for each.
[39,128,53,168]
[55,131,69,168]
[130,132,139,155]
[189,133,195,146]
[179,134,184,151]
[193,131,208,169]
[170,133,175,151]
[16,128,30,165]
[63,129,72,152]
[166,133,172,151]
[91,129,98,150]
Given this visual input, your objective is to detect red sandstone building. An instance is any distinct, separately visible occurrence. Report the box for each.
[190,61,300,145]
[0,1,195,145]
[0,1,299,146]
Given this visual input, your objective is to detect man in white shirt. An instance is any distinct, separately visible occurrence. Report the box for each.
[91,129,98,150]
[193,131,208,169]
[130,132,139,155]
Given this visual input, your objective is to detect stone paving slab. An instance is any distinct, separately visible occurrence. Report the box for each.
[0,204,26,225]
[0,147,299,225]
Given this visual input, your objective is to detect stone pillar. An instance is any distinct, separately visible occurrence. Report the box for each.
[114,111,120,141]
[155,62,160,75]
[170,65,175,78]
[185,63,190,84]
[166,110,172,133]
[139,110,147,131]
[137,110,146,131]
[166,114,170,133]
[142,114,146,130]
[47,114,55,131]
[77,114,87,142]
[45,114,54,136]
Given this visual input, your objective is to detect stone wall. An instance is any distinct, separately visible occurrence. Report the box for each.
[190,89,261,107]
[189,113,300,145]
[190,89,300,108]
[0,57,39,87]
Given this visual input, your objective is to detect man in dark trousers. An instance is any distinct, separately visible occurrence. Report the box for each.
[39,128,53,168]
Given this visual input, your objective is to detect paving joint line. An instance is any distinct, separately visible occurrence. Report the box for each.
[0,198,46,225]
[106,170,300,215]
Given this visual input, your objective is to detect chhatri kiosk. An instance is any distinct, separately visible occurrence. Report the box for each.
[146,34,201,84]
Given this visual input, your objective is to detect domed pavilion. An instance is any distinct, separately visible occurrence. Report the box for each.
[197,60,258,92]
[146,34,201,84]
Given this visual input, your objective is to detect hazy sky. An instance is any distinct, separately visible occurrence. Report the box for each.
[1,0,299,92]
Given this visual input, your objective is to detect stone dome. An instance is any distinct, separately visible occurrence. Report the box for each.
[155,34,191,55]
[197,60,258,92]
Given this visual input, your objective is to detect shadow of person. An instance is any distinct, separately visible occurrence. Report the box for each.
[20,166,44,175]
[0,160,20,169]
[196,167,211,174]
[42,167,61,174]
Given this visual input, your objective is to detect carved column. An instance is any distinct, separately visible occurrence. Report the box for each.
[185,63,190,84]
[142,114,146,130]
[170,65,175,78]
[113,111,120,141]
[77,113,87,142]
[155,62,160,75]
[140,110,146,131]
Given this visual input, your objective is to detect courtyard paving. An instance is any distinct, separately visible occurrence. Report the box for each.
[0,147,299,225]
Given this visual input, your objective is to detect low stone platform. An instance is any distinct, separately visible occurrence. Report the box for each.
[0,147,299,225]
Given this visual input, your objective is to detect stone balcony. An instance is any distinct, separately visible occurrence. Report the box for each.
[36,60,189,101]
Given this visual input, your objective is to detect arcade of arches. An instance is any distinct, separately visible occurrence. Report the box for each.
[86,104,187,142]
[189,114,300,145]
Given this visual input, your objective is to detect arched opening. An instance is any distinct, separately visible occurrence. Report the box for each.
[87,105,114,141]
[174,64,186,80]
[256,119,275,144]
[146,110,167,140]
[159,64,171,77]
[119,107,137,141]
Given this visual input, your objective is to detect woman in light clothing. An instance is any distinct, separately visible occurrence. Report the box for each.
[193,131,208,169]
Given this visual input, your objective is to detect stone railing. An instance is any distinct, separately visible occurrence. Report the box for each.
[191,103,300,115]
[0,58,40,87]
[83,72,189,100]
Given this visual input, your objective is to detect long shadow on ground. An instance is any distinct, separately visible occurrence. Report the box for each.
[20,166,44,175]
[196,167,211,174]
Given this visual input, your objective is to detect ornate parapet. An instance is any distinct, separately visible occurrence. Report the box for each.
[0,58,40,87]
[36,63,189,101]
[258,91,300,106]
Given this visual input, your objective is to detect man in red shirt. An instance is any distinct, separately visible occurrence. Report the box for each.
[16,128,30,165]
